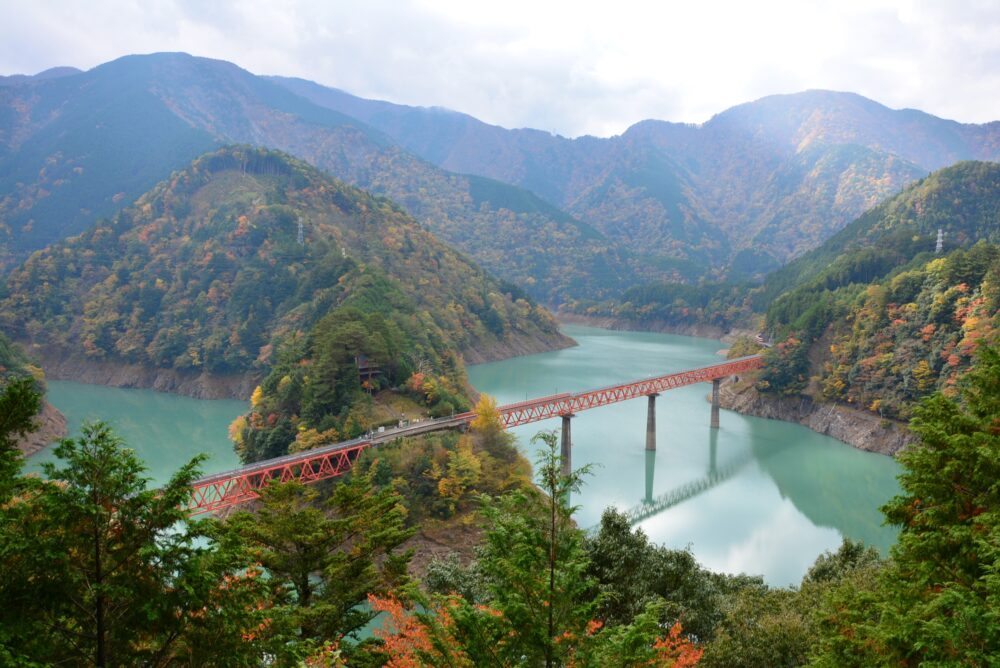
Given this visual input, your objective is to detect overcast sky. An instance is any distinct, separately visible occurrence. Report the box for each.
[2,0,998,137]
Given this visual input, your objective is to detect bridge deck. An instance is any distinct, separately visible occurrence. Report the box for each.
[187,354,763,515]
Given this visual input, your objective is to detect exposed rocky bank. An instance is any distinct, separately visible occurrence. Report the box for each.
[21,344,261,400]
[557,312,755,342]
[22,330,574,401]
[718,377,915,456]
[16,401,67,457]
[460,329,576,365]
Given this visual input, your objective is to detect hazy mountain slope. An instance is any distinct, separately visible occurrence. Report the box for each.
[278,79,1000,273]
[712,90,1000,171]
[0,53,642,301]
[0,66,82,87]
[0,60,219,261]
[566,161,1000,338]
[270,75,601,206]
[760,161,1000,306]
[0,147,568,394]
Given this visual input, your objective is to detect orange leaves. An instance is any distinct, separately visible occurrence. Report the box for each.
[475,603,503,618]
[651,622,704,667]
[369,594,433,666]
[405,372,426,394]
[368,594,474,668]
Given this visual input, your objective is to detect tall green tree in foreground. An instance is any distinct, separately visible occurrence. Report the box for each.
[0,421,270,667]
[220,472,413,661]
[0,376,40,496]
[812,344,1000,665]
[476,430,596,667]
[371,431,703,667]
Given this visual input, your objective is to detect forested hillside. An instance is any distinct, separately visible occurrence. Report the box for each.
[568,162,1000,340]
[0,331,41,388]
[752,163,1000,419]
[0,53,647,301]
[760,242,999,420]
[0,147,567,402]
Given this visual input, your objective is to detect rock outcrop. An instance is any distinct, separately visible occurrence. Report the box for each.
[718,377,915,456]
[15,401,68,456]
[23,344,259,400]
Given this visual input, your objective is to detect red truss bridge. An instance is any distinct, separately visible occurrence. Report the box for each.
[187,354,764,515]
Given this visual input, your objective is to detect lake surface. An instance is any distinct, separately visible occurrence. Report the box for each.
[27,381,246,486]
[467,325,902,586]
[30,324,902,586]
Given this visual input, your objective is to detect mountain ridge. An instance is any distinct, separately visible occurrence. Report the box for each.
[276,77,1000,273]
[0,53,643,302]
[4,52,1000,304]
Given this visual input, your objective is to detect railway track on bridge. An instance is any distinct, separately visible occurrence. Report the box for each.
[187,354,764,515]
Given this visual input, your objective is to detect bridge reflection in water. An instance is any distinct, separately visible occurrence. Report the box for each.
[618,419,899,556]
[624,431,753,526]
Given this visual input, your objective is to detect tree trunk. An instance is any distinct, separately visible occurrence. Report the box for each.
[94,506,107,667]
[547,479,556,668]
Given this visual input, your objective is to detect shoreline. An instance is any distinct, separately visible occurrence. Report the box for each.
[24,320,908,458]
[556,311,756,343]
[717,377,914,456]
[556,315,909,457]
[20,327,576,402]
[16,401,68,457]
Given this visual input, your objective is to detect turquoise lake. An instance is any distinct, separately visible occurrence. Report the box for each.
[30,324,901,586]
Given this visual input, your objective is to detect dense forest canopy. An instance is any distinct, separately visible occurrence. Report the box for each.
[0,146,562,377]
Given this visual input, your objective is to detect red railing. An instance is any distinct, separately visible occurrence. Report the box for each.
[187,355,763,515]
[497,355,763,428]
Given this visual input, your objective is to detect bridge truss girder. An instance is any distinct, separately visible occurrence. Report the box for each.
[186,355,763,515]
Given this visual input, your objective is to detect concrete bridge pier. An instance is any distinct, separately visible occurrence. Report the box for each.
[645,449,656,504]
[709,429,718,477]
[560,413,574,477]
[710,379,721,429]
[646,393,659,451]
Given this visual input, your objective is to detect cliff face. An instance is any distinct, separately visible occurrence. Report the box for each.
[25,330,574,401]
[557,312,751,341]
[718,377,915,456]
[24,344,260,400]
[15,401,68,456]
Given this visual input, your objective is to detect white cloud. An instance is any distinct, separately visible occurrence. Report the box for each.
[2,0,999,136]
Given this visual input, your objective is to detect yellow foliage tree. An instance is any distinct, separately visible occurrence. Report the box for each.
[437,437,482,514]
[470,393,503,440]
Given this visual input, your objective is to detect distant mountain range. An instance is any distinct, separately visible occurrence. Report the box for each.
[3,52,1000,302]
[0,54,638,302]
[277,77,1000,272]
